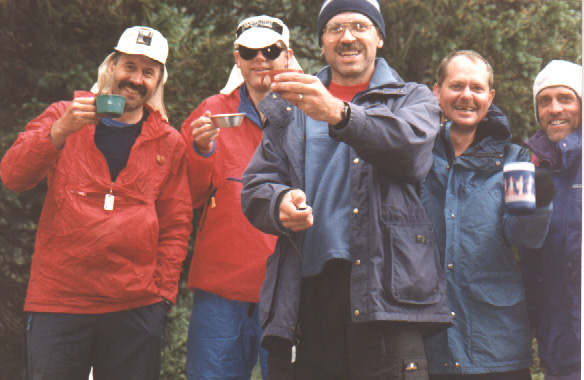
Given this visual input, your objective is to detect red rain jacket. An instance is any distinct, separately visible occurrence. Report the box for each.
[181,87,276,302]
[0,91,193,313]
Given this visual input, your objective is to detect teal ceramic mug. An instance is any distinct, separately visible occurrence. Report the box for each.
[95,94,125,118]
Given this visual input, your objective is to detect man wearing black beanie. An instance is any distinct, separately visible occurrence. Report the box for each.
[241,0,451,378]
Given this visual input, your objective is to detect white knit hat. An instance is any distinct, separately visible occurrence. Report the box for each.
[533,60,582,124]
[91,26,169,121]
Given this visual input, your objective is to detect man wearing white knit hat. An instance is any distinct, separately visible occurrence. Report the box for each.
[0,26,192,379]
[520,59,582,380]
[180,15,299,380]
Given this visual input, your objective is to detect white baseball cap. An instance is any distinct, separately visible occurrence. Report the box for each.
[115,26,169,65]
[234,16,290,49]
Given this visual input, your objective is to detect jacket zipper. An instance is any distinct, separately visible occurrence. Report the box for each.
[262,235,300,330]
[198,187,218,232]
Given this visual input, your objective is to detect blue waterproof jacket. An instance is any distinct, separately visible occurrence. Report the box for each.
[241,59,452,345]
[520,126,582,377]
[421,105,552,374]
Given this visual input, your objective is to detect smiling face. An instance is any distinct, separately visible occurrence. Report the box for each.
[537,86,582,143]
[234,41,292,95]
[321,12,383,86]
[434,55,495,131]
[109,53,163,116]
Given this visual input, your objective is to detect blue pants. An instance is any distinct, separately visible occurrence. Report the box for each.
[186,289,268,380]
[24,302,167,380]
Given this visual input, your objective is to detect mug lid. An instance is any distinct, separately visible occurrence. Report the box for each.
[503,162,534,172]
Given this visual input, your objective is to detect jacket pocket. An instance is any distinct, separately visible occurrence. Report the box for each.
[467,281,531,363]
[387,223,441,305]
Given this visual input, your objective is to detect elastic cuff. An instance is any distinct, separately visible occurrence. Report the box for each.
[193,140,215,157]
[275,188,294,234]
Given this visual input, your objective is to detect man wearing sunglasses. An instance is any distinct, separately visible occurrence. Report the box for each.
[241,0,451,379]
[180,15,299,380]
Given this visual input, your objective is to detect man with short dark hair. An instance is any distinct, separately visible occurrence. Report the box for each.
[0,26,192,380]
[241,1,451,379]
[520,60,582,380]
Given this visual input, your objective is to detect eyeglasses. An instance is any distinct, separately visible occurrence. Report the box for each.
[323,21,373,40]
[238,44,284,61]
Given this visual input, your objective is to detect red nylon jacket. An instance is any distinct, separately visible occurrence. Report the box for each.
[0,91,193,313]
[181,87,277,302]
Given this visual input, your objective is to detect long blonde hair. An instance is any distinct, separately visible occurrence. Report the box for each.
[91,52,169,121]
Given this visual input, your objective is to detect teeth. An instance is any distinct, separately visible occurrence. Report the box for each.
[550,120,566,125]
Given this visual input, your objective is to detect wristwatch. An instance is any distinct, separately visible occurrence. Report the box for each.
[332,101,351,129]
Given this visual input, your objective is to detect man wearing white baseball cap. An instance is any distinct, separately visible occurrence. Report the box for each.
[180,15,299,380]
[0,26,192,380]
[520,59,582,380]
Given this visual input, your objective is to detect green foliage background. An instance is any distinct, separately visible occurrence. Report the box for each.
[0,1,580,379]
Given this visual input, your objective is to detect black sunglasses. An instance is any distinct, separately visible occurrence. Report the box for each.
[238,44,284,61]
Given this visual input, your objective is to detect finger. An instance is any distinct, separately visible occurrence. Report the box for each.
[70,102,98,115]
[289,189,308,209]
[193,124,218,140]
[74,97,97,105]
[191,116,213,130]
[273,73,313,84]
[280,209,314,231]
[279,92,309,107]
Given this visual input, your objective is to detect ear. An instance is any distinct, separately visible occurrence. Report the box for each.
[377,38,384,49]
[108,58,116,75]
[433,83,441,101]
[287,49,294,62]
[488,89,495,106]
[234,50,241,69]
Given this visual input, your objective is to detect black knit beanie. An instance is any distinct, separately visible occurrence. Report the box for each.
[316,0,386,46]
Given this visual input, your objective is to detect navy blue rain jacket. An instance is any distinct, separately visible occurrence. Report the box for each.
[241,58,452,345]
[421,105,553,374]
[520,126,582,377]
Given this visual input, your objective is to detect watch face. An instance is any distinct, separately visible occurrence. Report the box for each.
[342,103,350,119]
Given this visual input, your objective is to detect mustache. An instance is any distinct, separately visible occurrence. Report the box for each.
[118,80,147,97]
[454,102,476,108]
[335,42,364,53]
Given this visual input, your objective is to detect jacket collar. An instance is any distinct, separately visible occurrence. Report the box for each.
[526,126,582,170]
[465,103,511,154]
[441,104,511,169]
[237,84,262,128]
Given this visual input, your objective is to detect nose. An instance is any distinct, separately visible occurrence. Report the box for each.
[254,51,267,61]
[128,70,144,84]
[549,98,563,113]
[460,86,473,98]
[340,26,357,42]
